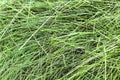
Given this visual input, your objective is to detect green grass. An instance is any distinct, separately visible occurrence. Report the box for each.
[0,0,120,80]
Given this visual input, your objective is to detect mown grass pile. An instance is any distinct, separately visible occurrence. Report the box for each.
[0,0,120,80]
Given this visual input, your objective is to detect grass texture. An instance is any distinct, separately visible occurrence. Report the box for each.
[0,0,120,80]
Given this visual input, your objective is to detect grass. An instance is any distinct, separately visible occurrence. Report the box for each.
[0,0,120,80]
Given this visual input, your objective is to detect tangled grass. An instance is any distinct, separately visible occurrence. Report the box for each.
[0,0,120,80]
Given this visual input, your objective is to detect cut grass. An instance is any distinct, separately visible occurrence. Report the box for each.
[0,0,120,80]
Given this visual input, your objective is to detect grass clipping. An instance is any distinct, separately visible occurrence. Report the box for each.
[0,0,120,80]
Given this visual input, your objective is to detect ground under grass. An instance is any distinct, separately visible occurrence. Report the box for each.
[0,0,120,80]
